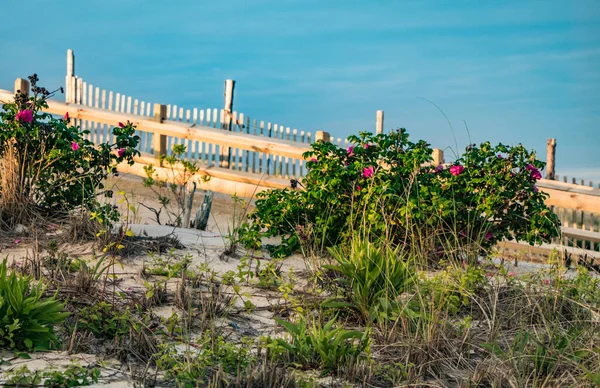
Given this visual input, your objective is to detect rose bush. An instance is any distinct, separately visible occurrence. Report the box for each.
[0,74,140,228]
[242,129,560,261]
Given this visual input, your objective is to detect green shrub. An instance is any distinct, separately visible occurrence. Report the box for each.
[0,74,139,227]
[242,129,560,260]
[323,239,415,323]
[0,258,69,351]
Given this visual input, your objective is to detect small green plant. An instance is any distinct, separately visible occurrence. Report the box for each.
[155,331,255,386]
[264,315,371,374]
[3,364,101,387]
[76,302,132,339]
[141,144,208,226]
[0,258,69,351]
[323,239,415,323]
[143,250,192,278]
[418,261,487,315]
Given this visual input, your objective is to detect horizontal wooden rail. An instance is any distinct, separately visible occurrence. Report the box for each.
[537,179,600,214]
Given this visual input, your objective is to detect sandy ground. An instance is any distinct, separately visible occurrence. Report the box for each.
[0,173,598,386]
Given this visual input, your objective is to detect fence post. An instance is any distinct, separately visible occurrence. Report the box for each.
[376,110,384,134]
[315,130,331,142]
[432,148,444,166]
[14,78,30,99]
[546,138,556,180]
[152,103,167,162]
[221,79,235,168]
[66,49,74,103]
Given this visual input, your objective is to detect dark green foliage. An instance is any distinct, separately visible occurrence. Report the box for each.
[0,259,69,351]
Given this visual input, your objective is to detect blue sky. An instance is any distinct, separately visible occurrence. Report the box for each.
[1,0,599,181]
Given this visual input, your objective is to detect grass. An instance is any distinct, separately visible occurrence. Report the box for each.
[1,183,599,387]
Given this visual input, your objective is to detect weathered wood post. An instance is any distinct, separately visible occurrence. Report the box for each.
[221,79,235,168]
[66,49,75,103]
[376,110,384,134]
[546,138,556,180]
[152,103,167,164]
[14,78,30,99]
[315,130,331,142]
[432,148,444,166]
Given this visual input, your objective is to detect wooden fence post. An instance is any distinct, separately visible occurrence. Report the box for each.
[315,130,331,142]
[14,78,30,99]
[152,103,167,162]
[546,138,556,180]
[376,110,384,134]
[432,148,444,166]
[66,49,74,103]
[221,79,235,168]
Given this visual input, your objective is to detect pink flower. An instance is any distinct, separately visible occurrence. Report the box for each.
[363,166,374,178]
[543,279,550,285]
[14,239,21,244]
[485,232,493,241]
[16,110,33,123]
[64,112,70,121]
[356,185,361,191]
[508,271,515,277]
[497,154,503,159]
[449,165,464,176]
[118,148,126,157]
[533,185,539,193]
[347,145,354,157]
[118,122,125,128]
[434,164,444,173]
[364,144,369,149]
[486,272,493,277]
[525,164,535,171]
[310,158,317,163]
[530,169,542,180]
[71,142,80,151]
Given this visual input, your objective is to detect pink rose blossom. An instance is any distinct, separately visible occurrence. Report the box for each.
[356,185,361,191]
[449,165,464,176]
[486,272,493,277]
[530,169,542,180]
[64,112,70,121]
[364,144,369,149]
[363,166,374,178]
[16,110,33,123]
[14,239,21,244]
[497,154,503,159]
[508,271,515,277]
[485,232,493,241]
[71,142,80,151]
[434,164,444,173]
[118,122,125,128]
[347,145,354,157]
[118,148,126,157]
[533,185,539,193]
[310,158,317,163]
[543,279,550,285]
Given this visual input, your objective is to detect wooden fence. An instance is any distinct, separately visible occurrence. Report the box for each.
[4,59,600,260]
